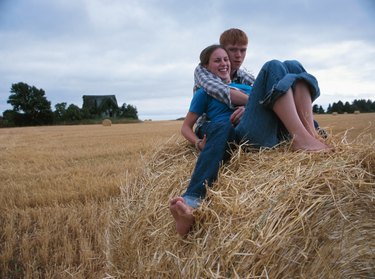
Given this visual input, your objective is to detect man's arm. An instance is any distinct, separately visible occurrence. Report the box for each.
[229,87,249,105]
[194,65,232,107]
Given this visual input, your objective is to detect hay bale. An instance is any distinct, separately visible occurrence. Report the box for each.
[111,135,375,278]
[354,110,360,114]
[332,112,338,116]
[102,119,112,126]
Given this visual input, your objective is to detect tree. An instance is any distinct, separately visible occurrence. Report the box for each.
[120,103,138,119]
[327,104,332,114]
[65,104,82,121]
[7,82,53,125]
[318,106,325,114]
[312,104,319,114]
[54,102,68,121]
[343,101,352,113]
[331,101,344,114]
[2,109,17,126]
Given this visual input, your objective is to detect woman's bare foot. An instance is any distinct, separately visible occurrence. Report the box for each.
[170,197,195,236]
[291,134,331,152]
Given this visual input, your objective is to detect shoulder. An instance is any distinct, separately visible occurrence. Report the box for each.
[191,88,208,105]
[190,88,209,115]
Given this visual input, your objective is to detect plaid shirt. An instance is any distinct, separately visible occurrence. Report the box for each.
[193,64,256,131]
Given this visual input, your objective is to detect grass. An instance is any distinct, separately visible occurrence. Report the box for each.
[0,114,374,278]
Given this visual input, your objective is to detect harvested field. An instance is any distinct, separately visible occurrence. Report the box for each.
[0,114,374,278]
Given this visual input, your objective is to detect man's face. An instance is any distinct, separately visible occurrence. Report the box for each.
[224,44,247,72]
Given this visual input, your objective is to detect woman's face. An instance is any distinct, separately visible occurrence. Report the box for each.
[206,48,231,82]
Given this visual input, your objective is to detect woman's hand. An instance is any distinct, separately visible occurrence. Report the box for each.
[230,106,245,125]
[196,134,207,151]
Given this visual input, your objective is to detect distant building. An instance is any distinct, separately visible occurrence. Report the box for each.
[82,95,119,117]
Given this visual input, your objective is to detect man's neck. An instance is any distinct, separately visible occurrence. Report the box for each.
[230,69,238,79]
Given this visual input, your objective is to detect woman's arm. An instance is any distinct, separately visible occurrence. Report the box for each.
[181,112,206,150]
[181,112,199,145]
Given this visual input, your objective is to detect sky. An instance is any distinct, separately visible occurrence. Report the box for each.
[0,0,374,120]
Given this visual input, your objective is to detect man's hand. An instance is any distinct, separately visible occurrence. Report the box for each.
[230,106,245,125]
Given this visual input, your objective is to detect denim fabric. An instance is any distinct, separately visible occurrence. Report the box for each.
[235,59,320,147]
[182,121,236,208]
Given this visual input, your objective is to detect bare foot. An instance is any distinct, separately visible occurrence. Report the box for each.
[304,122,327,144]
[170,197,195,236]
[291,134,331,152]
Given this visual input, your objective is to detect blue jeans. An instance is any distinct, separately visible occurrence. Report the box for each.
[182,121,236,208]
[183,60,320,207]
[236,59,320,147]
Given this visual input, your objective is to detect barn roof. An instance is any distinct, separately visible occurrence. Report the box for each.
[82,95,118,108]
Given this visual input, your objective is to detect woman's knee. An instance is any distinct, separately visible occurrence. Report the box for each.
[283,60,306,74]
[208,122,234,137]
[262,59,284,72]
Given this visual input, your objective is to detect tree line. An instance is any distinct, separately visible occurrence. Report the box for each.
[1,82,139,127]
[313,99,375,114]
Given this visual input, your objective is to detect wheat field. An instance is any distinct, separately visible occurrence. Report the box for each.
[0,114,374,278]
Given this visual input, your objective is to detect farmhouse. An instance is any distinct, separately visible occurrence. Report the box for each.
[82,95,119,117]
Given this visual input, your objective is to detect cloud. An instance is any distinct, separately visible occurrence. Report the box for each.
[292,40,375,105]
[1,0,374,119]
[131,96,192,120]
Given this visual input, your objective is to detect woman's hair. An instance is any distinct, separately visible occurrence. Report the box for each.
[220,28,248,46]
[199,44,226,66]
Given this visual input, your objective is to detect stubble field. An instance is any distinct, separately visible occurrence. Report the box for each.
[0,113,374,278]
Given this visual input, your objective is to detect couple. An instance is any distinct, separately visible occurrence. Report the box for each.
[170,28,330,236]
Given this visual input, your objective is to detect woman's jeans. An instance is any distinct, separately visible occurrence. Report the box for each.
[236,59,320,147]
[183,60,320,208]
[182,121,235,208]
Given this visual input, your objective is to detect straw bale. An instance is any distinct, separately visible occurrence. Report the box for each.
[354,110,361,114]
[111,134,375,278]
[102,119,112,126]
[332,112,338,116]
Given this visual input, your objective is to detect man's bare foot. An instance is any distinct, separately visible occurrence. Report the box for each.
[170,197,195,236]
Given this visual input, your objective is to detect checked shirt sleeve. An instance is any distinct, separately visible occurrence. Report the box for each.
[236,68,256,85]
[194,65,233,109]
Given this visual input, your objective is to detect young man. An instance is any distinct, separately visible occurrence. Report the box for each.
[170,29,254,236]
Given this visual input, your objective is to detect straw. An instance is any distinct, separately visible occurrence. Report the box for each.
[111,133,375,278]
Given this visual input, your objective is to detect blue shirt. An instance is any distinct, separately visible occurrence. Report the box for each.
[189,83,252,122]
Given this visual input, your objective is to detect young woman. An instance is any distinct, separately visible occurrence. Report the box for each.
[170,45,330,236]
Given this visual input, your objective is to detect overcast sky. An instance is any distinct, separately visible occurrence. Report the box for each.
[1,0,374,120]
